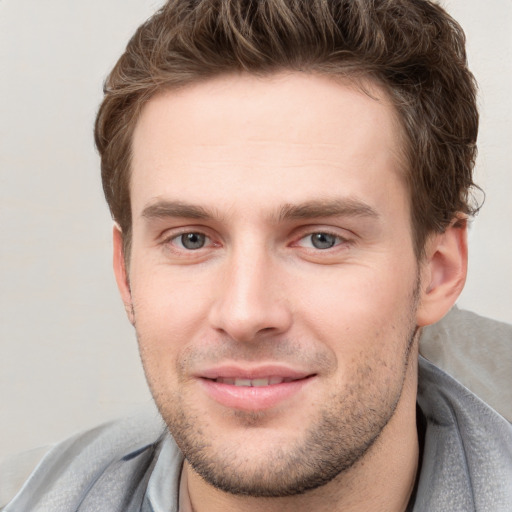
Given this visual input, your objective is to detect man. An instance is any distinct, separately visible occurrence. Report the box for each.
[4,0,512,510]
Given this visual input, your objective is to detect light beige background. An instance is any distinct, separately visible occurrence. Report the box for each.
[1,0,511,459]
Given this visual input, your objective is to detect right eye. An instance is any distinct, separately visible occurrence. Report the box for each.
[172,232,209,250]
[295,232,346,250]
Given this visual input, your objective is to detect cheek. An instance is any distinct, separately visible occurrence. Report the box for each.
[129,266,214,355]
[295,261,418,351]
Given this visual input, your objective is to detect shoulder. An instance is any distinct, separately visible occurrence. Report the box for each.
[416,356,512,510]
[420,306,512,421]
[1,409,168,512]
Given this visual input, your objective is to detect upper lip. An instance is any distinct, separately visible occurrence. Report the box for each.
[197,364,314,381]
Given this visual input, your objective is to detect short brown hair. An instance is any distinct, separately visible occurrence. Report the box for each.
[95,0,480,259]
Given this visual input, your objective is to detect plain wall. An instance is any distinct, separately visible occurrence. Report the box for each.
[1,0,511,459]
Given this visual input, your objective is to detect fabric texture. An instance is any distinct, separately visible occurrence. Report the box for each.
[3,355,512,512]
[420,306,512,421]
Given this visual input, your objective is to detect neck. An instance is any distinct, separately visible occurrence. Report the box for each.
[184,352,420,512]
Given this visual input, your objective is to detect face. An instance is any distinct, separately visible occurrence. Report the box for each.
[121,73,423,496]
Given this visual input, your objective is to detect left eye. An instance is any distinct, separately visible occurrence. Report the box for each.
[174,232,208,250]
[299,233,342,249]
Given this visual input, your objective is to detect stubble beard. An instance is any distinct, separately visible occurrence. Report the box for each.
[137,287,420,498]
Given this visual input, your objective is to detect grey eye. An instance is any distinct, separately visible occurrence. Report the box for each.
[180,233,206,250]
[310,233,338,249]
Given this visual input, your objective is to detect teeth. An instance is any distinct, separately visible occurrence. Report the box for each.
[251,378,270,387]
[215,377,287,386]
[235,378,252,387]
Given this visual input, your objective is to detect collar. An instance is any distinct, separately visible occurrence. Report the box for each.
[143,357,512,511]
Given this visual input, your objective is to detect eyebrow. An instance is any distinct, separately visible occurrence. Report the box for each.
[141,198,379,223]
[142,201,216,220]
[275,199,379,222]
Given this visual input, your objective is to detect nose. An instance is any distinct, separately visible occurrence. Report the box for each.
[208,245,293,342]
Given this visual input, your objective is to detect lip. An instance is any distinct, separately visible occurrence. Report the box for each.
[198,364,312,381]
[197,365,316,411]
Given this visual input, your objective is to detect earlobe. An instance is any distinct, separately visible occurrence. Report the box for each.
[416,219,468,327]
[112,225,135,325]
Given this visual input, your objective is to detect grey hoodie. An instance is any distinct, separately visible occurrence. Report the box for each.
[4,355,512,512]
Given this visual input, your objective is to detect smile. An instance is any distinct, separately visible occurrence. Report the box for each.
[211,376,298,386]
[199,369,315,411]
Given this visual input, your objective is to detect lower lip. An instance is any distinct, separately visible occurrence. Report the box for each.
[199,377,313,411]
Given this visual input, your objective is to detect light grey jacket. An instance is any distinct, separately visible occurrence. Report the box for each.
[3,355,512,511]
[3,308,512,511]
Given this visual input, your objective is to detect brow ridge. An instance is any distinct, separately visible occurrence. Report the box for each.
[276,199,379,222]
[141,198,379,224]
[142,200,214,220]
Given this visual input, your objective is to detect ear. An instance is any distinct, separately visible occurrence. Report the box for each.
[113,224,135,325]
[416,219,468,327]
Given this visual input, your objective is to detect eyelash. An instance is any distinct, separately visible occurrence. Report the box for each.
[162,230,216,252]
[294,231,349,250]
[161,229,351,254]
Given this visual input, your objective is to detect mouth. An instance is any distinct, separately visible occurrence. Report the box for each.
[209,376,300,386]
[198,367,316,411]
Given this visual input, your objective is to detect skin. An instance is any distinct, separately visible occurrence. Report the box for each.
[113,72,467,512]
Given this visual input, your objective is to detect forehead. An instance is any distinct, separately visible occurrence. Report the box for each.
[130,72,407,218]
